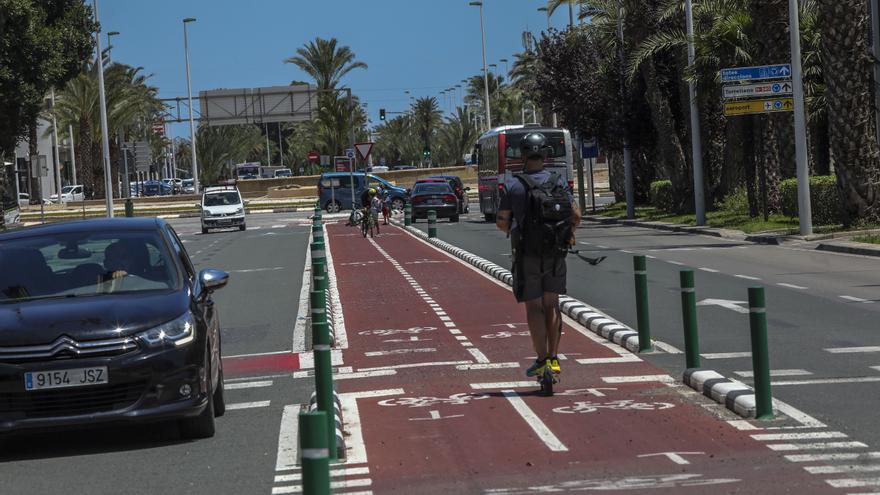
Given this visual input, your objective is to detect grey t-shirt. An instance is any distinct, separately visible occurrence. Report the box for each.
[498,170,572,239]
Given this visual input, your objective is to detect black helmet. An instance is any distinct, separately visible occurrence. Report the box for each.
[519,132,547,160]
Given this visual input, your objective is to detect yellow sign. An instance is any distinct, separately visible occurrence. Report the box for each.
[724,98,794,116]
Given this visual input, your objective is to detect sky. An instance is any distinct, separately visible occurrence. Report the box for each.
[99,0,573,138]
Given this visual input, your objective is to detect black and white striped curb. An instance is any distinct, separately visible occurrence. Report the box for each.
[394,221,643,353]
[683,368,761,419]
[308,390,345,459]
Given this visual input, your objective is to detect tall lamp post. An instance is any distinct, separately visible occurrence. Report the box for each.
[183,17,199,195]
[469,1,492,130]
[684,0,706,225]
[93,0,114,217]
[106,31,119,61]
[617,0,635,219]
[499,58,509,76]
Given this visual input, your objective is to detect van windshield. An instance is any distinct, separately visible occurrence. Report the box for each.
[204,192,240,207]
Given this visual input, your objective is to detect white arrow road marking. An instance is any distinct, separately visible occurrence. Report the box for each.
[637,452,705,465]
[696,298,749,314]
[410,409,465,421]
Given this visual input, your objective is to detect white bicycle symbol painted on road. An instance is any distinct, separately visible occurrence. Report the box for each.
[378,393,491,408]
[481,331,531,339]
[552,400,675,414]
[359,326,437,336]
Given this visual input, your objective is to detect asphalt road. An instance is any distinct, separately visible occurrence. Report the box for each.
[0,212,317,495]
[410,202,880,452]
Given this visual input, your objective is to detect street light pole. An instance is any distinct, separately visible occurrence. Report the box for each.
[106,31,119,61]
[49,89,62,199]
[183,17,199,194]
[68,124,77,186]
[93,0,114,217]
[788,0,812,235]
[470,1,492,129]
[617,0,634,219]
[685,0,706,225]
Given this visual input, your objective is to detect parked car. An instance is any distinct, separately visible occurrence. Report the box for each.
[141,180,171,197]
[274,168,292,178]
[428,175,470,214]
[392,165,418,171]
[18,193,29,207]
[162,178,183,194]
[409,181,459,222]
[199,186,246,233]
[318,172,409,212]
[182,179,195,195]
[49,185,84,203]
[0,218,229,438]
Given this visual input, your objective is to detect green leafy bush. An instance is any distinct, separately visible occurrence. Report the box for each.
[780,175,841,225]
[718,188,749,215]
[649,180,675,213]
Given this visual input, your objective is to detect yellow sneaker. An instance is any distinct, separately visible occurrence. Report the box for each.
[549,357,561,374]
[526,359,546,377]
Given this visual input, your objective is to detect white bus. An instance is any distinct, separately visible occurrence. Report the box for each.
[474,124,576,222]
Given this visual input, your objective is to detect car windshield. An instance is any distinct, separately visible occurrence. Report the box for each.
[0,230,178,303]
[204,192,240,206]
[504,131,568,159]
[183,180,193,186]
[61,186,76,194]
[413,183,451,194]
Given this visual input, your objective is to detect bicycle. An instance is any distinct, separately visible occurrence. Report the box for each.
[361,208,377,238]
[538,361,558,397]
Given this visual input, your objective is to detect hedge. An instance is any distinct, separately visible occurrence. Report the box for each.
[649,180,675,213]
[780,175,841,225]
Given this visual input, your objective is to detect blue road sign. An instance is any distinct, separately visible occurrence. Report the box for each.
[345,148,355,159]
[581,138,599,159]
[720,64,792,82]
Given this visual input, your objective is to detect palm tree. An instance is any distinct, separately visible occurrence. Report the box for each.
[284,37,368,90]
[546,0,578,26]
[196,125,265,183]
[436,108,480,166]
[817,0,880,223]
[412,97,442,161]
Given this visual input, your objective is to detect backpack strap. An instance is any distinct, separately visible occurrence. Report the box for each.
[513,172,540,191]
[543,172,561,191]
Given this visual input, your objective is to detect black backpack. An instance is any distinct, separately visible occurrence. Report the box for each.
[514,172,573,256]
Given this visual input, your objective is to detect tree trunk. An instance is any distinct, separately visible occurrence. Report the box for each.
[818,0,880,224]
[77,119,97,199]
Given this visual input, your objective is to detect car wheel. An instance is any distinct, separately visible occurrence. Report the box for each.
[179,351,216,439]
[201,227,209,234]
[450,215,459,223]
[326,201,341,213]
[484,213,495,222]
[213,364,226,418]
[391,198,405,211]
[239,224,246,231]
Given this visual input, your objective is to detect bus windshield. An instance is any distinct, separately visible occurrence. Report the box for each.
[504,131,568,159]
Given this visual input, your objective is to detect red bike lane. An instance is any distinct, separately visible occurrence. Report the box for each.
[326,223,834,494]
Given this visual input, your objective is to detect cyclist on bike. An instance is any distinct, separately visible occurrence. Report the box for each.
[358,187,378,230]
[370,191,384,233]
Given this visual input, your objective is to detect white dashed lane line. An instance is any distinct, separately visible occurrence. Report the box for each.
[840,295,873,304]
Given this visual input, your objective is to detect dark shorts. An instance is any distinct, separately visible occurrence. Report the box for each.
[512,254,567,303]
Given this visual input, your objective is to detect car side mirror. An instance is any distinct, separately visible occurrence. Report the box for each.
[244,200,250,206]
[465,187,471,191]
[195,204,202,209]
[199,269,229,294]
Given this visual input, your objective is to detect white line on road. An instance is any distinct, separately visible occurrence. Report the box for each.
[734,274,761,281]
[340,389,404,464]
[701,352,752,359]
[601,374,675,384]
[620,249,633,254]
[228,267,285,273]
[364,348,436,357]
[734,369,811,378]
[766,441,868,451]
[773,377,880,386]
[825,346,880,354]
[806,464,880,474]
[840,295,874,303]
[225,380,273,390]
[596,245,608,249]
[467,348,492,364]
[785,452,880,463]
[335,370,397,380]
[751,431,848,441]
[652,340,684,354]
[225,350,293,359]
[826,478,880,488]
[293,236,312,353]
[272,478,372,494]
[456,362,519,370]
[502,390,568,452]
[275,405,300,471]
[576,354,641,365]
[275,467,371,483]
[471,381,535,390]
[227,400,271,410]
[667,261,685,266]
[356,360,471,372]
[777,283,808,290]
[699,267,719,273]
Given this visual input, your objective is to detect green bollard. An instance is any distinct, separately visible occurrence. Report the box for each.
[680,270,700,369]
[748,287,774,420]
[312,224,324,243]
[299,411,331,495]
[633,255,653,352]
[312,261,328,291]
[312,320,337,460]
[310,241,326,263]
[427,210,437,238]
[404,203,412,226]
[124,198,134,218]
[310,290,327,325]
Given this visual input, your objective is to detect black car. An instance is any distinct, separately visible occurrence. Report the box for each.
[409,182,459,222]
[428,175,470,214]
[0,218,229,439]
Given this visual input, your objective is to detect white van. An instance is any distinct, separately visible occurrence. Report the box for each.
[200,186,246,233]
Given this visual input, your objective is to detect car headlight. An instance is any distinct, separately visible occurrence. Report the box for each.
[235,207,243,214]
[136,312,196,348]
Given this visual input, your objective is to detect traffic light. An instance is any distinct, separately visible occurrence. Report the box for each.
[379,108,386,121]
[423,147,431,158]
